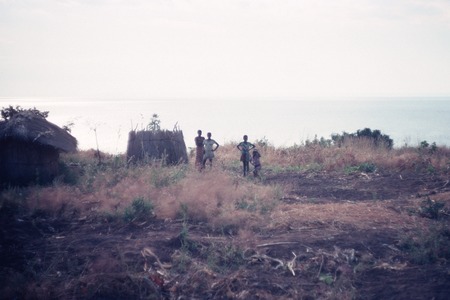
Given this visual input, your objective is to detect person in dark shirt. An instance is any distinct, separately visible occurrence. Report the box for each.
[237,135,255,176]
[194,130,205,170]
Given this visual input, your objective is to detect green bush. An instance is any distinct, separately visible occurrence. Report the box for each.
[204,242,245,273]
[123,197,154,223]
[332,128,393,149]
[399,225,450,264]
[419,198,445,220]
[358,162,377,173]
[58,162,81,185]
[344,162,376,174]
[235,195,277,215]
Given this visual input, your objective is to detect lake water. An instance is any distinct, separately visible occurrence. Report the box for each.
[1,97,449,154]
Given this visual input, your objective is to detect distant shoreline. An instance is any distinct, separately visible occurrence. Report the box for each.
[1,98,449,154]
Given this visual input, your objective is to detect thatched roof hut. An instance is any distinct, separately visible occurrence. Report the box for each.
[126,129,188,165]
[0,111,77,187]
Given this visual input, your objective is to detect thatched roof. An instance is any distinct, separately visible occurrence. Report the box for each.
[0,111,77,153]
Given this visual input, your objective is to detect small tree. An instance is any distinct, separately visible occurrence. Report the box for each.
[147,114,161,131]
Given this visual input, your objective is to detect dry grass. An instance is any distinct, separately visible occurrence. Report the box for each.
[19,151,283,233]
[1,142,449,299]
[3,142,449,231]
[157,169,281,230]
[219,139,450,173]
[268,200,431,232]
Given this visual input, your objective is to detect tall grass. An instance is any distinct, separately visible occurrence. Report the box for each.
[1,139,448,300]
[218,139,450,173]
[3,149,281,232]
[1,140,449,229]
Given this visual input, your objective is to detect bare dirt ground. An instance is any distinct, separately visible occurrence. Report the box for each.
[1,170,449,299]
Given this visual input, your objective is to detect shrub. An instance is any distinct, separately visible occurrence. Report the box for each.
[344,162,377,174]
[58,161,81,185]
[331,128,393,149]
[419,197,446,220]
[399,225,450,264]
[204,242,245,273]
[123,197,154,223]
[358,162,377,173]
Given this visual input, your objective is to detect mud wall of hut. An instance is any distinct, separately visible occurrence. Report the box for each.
[126,130,188,165]
[0,139,60,186]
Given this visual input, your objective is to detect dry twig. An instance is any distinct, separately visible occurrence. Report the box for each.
[141,247,172,276]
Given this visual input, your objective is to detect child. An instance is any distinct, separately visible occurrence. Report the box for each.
[203,132,219,168]
[237,135,255,176]
[251,149,261,178]
[194,130,205,170]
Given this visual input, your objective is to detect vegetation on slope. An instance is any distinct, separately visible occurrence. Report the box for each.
[1,135,449,299]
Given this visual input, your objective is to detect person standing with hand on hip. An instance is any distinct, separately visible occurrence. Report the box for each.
[237,135,255,176]
[203,132,219,169]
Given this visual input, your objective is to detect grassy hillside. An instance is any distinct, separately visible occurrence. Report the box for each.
[1,140,449,299]
[9,139,448,220]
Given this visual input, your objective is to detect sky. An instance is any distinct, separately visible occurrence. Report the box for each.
[1,0,450,99]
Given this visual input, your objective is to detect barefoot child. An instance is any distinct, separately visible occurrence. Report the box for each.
[237,135,255,176]
[203,132,219,168]
[251,149,261,178]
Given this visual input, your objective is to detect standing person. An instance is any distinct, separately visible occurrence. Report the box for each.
[203,132,219,168]
[237,135,255,176]
[194,130,205,170]
[251,149,262,178]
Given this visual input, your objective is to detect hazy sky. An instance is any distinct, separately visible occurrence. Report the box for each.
[1,0,449,99]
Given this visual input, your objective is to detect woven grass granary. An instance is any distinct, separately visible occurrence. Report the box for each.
[126,129,188,165]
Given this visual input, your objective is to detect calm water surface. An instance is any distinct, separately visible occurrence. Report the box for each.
[1,97,449,154]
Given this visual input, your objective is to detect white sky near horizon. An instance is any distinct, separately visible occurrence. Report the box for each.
[1,0,450,99]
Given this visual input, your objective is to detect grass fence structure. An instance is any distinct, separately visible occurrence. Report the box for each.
[126,129,188,165]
